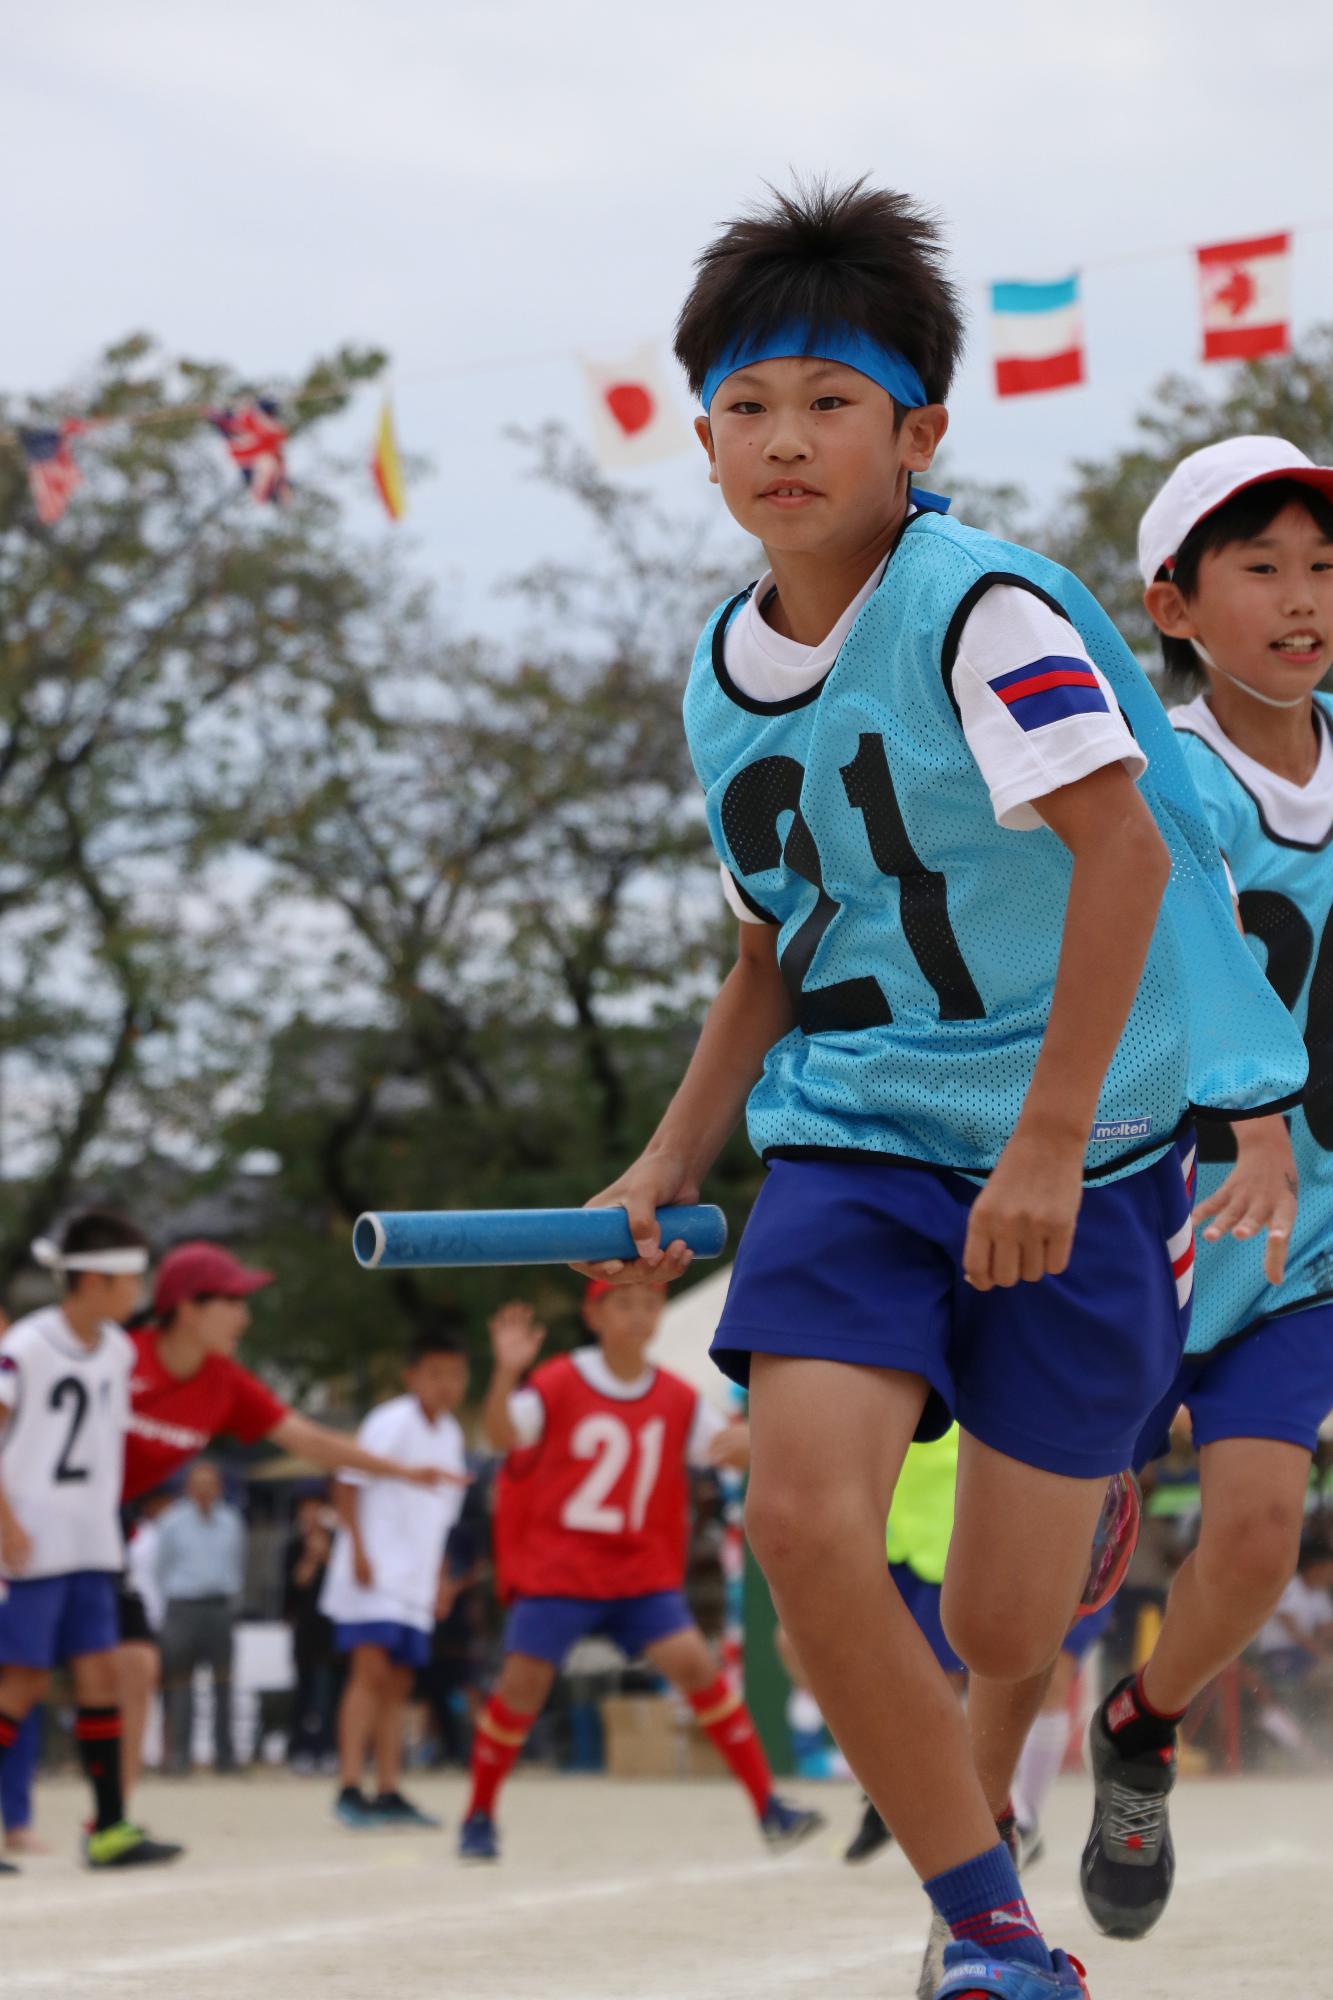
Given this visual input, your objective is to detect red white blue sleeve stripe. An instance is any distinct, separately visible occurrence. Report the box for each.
[988,655,1110,731]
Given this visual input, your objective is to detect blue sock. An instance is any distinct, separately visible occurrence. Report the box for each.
[924,1840,1051,1972]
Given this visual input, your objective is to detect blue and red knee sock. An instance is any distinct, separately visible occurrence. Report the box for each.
[925,1839,1051,1974]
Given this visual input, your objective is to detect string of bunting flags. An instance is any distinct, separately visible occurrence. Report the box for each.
[6,218,1329,528]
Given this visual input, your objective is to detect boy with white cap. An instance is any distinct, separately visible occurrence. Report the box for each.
[1081,437,1333,1942]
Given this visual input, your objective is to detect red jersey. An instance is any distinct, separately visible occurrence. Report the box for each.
[502,1352,699,1601]
[122,1327,288,1501]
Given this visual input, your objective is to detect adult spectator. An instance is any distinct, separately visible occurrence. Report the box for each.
[119,1490,172,1775]
[284,1493,339,1771]
[1256,1541,1333,1688]
[157,1462,246,1774]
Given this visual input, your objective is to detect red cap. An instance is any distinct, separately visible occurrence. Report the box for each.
[583,1277,668,1306]
[153,1241,273,1317]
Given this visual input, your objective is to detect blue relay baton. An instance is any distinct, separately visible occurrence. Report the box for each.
[352,1204,727,1271]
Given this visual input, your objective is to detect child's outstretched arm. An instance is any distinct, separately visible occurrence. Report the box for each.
[1193,1114,1297,1284]
[575,923,794,1285]
[963,761,1171,1291]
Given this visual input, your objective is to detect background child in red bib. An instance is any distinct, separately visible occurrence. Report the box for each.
[462,1283,821,1863]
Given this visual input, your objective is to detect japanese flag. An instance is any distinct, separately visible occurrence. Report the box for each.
[1197,232,1291,363]
[579,344,692,471]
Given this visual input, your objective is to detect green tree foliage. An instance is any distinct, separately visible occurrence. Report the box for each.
[0,333,389,1281]
[9,329,1332,1391]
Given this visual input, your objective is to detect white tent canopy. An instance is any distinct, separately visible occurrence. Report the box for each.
[648,1264,737,1416]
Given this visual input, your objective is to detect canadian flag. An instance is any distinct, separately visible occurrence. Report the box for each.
[579,344,692,471]
[1196,232,1291,363]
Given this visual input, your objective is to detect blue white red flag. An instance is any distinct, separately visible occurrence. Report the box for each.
[990,655,1108,729]
[18,423,84,525]
[209,399,290,505]
[990,275,1085,397]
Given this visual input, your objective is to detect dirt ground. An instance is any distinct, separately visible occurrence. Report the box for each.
[2,1768,1326,1999]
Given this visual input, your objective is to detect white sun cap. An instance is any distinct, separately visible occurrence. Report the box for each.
[1137,436,1333,587]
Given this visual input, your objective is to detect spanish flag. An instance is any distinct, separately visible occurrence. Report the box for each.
[371,395,407,520]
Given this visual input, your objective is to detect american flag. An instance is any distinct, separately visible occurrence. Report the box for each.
[209,398,290,505]
[18,424,84,526]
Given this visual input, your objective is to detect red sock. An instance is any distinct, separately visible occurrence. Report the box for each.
[467,1696,536,1818]
[689,1677,773,1816]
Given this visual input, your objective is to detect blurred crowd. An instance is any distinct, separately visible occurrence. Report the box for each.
[0,1443,736,1836]
[8,1403,1333,1853]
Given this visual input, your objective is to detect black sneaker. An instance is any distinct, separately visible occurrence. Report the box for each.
[0,1858,18,1876]
[759,1795,825,1850]
[1080,1680,1177,1939]
[843,1795,893,1864]
[84,1822,184,1869]
[372,1790,442,1830]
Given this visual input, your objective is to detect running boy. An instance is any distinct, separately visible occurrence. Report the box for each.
[463,1287,820,1863]
[322,1330,469,1830]
[574,182,1307,2000]
[1080,437,1333,1941]
[0,1214,180,1871]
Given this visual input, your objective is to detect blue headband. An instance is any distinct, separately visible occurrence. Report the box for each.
[700,322,929,414]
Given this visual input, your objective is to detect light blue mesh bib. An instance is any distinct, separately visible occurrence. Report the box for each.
[1175,709,1333,1352]
[683,509,1307,1184]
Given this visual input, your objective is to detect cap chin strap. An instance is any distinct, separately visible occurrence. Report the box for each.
[1193,640,1309,710]
[31,1237,150,1276]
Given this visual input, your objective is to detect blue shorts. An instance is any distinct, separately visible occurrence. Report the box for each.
[713,1147,1194,1478]
[505,1590,694,1666]
[0,1572,119,1669]
[889,1563,964,1676]
[1134,1298,1333,1467]
[334,1621,432,1670]
[1062,1599,1114,1662]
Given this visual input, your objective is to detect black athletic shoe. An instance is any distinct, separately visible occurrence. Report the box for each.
[84,1822,184,1869]
[759,1795,825,1850]
[0,1857,18,1876]
[843,1795,894,1864]
[372,1790,442,1830]
[1080,1680,1177,1939]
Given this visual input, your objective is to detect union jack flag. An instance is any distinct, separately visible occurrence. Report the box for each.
[18,423,84,525]
[209,398,290,505]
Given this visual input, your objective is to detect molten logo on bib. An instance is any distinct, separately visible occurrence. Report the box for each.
[1092,1116,1151,1142]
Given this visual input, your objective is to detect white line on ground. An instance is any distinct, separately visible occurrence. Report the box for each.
[2,1834,1318,1997]
[0,1852,795,1991]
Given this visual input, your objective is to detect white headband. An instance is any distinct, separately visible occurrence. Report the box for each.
[31,1237,150,1277]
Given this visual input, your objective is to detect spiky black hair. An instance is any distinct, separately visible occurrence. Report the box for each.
[674,177,965,407]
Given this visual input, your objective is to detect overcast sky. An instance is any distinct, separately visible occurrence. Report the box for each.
[6,0,1332,639]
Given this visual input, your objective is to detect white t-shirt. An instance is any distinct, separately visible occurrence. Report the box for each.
[0,1307,132,1578]
[507,1347,728,1466]
[1172,695,1333,848]
[1257,1572,1333,1653]
[320,1394,467,1633]
[719,564,1145,923]
[126,1518,165,1631]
